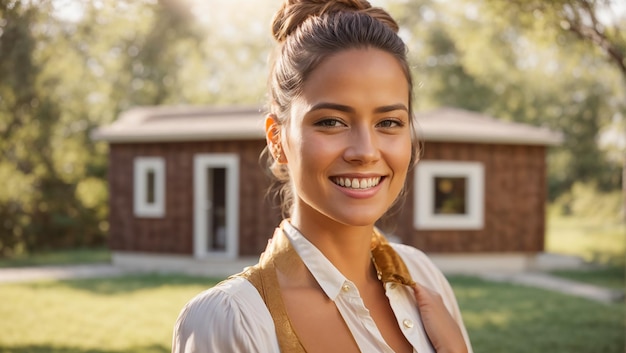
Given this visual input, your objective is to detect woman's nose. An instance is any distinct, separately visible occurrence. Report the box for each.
[344,126,380,164]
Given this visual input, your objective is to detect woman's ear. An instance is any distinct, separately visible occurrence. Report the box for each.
[265,114,285,163]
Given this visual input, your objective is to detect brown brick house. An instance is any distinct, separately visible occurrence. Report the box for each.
[92,106,563,274]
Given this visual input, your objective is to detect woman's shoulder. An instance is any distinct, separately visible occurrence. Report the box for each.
[176,276,270,325]
[390,242,450,289]
[182,276,259,309]
[390,241,433,266]
[172,276,278,352]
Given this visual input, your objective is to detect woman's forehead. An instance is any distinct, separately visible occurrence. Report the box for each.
[295,49,410,111]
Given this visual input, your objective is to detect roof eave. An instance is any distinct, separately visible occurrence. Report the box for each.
[91,130,265,143]
[421,132,564,146]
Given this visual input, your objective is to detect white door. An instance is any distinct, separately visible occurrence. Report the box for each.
[193,154,239,259]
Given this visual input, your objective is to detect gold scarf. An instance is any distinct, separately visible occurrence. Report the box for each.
[236,221,415,352]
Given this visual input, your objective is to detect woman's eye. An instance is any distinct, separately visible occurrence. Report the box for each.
[315,118,345,127]
[377,119,403,128]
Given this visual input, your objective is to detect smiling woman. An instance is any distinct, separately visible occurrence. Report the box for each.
[273,48,413,228]
[172,1,472,352]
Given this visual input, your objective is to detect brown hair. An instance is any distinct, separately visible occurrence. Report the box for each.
[264,0,419,219]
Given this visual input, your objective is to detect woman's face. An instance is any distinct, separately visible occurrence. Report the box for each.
[281,48,412,227]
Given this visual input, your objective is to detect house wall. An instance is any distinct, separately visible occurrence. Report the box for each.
[392,142,547,253]
[108,140,547,256]
[108,140,281,256]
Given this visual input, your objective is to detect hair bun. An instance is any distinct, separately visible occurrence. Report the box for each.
[271,0,398,43]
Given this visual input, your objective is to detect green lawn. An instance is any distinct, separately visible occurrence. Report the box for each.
[549,266,625,290]
[449,276,625,353]
[0,248,111,268]
[0,274,218,353]
[0,274,623,353]
[545,211,625,290]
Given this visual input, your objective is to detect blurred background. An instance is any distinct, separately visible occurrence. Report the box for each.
[0,0,624,352]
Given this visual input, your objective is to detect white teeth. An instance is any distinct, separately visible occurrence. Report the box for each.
[332,177,381,189]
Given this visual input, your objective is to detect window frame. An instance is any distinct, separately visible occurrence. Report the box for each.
[133,157,165,218]
[414,161,484,230]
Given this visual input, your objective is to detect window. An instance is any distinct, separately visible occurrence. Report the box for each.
[134,157,165,218]
[414,161,484,230]
[434,176,467,215]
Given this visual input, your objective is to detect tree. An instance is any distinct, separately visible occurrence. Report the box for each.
[482,0,626,202]
[0,0,95,255]
[485,0,625,80]
[0,0,205,255]
[0,0,278,256]
[391,0,624,198]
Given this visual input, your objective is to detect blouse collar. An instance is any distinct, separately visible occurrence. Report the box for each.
[281,220,348,300]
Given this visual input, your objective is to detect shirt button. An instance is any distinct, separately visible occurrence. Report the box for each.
[342,284,350,292]
[402,319,414,329]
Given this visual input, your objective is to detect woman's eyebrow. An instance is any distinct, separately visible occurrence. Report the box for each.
[374,103,408,113]
[308,102,355,113]
[308,102,408,114]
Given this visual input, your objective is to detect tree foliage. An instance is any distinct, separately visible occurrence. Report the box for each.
[0,0,278,255]
[0,0,85,255]
[478,0,625,193]
[0,0,201,255]
[484,0,625,80]
[392,0,625,197]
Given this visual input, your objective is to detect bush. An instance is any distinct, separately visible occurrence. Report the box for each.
[553,182,623,221]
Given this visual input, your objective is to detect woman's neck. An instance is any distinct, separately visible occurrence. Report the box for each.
[290,208,378,286]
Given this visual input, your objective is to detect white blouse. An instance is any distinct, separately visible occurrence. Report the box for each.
[172,222,473,353]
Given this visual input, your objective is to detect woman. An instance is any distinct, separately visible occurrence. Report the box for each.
[173,1,472,352]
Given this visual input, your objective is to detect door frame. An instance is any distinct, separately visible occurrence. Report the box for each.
[193,154,239,259]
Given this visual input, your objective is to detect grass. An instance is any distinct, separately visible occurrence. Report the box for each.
[549,266,625,290]
[0,274,218,353]
[0,248,111,268]
[545,208,625,290]
[0,274,623,353]
[449,275,625,353]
